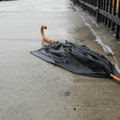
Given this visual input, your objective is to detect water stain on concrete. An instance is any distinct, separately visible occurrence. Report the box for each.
[60,91,70,96]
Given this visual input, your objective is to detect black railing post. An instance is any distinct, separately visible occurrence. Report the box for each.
[112,0,117,31]
[96,0,100,22]
[108,0,113,27]
[105,0,109,25]
[102,0,106,23]
[83,0,86,11]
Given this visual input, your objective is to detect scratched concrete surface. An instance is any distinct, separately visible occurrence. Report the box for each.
[0,0,120,120]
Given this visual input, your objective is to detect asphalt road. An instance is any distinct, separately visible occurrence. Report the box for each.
[0,0,120,120]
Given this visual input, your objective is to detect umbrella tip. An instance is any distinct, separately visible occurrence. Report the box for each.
[110,74,120,82]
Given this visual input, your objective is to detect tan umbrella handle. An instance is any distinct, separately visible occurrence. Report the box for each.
[40,25,54,44]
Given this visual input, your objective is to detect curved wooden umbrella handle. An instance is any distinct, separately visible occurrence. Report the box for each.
[40,25,54,44]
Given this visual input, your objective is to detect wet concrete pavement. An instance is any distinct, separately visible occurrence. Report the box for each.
[0,0,120,120]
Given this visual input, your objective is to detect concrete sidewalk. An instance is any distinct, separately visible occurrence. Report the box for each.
[0,0,120,120]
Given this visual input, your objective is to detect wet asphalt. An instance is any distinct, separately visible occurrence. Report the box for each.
[0,0,120,120]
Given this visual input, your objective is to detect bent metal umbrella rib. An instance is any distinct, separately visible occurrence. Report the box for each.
[31,25,120,82]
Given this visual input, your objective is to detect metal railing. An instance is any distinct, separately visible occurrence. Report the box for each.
[72,0,120,39]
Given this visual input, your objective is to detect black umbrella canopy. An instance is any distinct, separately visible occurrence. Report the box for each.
[31,25,120,82]
[31,41,113,78]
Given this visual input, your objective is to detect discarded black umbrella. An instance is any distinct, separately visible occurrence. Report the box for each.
[31,25,120,82]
